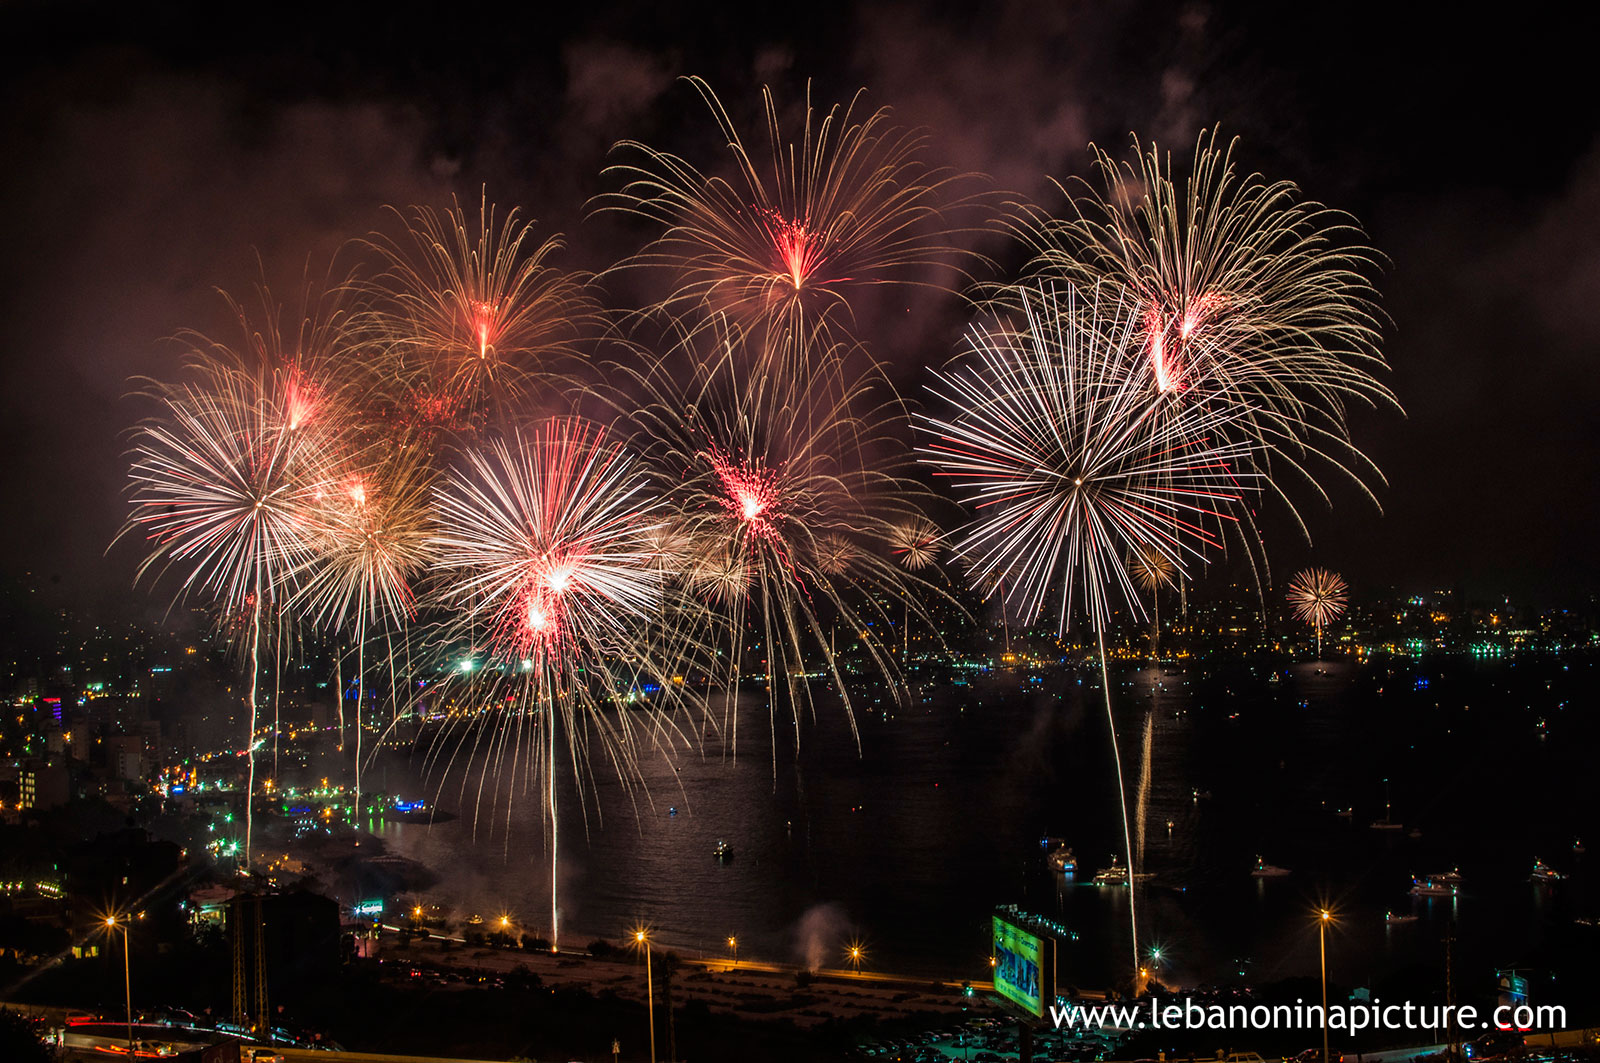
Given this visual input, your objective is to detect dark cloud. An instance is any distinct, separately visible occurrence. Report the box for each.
[1509,142,1600,363]
[0,57,445,608]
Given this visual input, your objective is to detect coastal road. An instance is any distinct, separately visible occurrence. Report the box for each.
[375,921,997,992]
[686,954,995,991]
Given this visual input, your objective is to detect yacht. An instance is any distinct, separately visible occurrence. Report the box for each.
[1251,856,1292,878]
[713,839,734,861]
[1531,859,1564,883]
[1047,845,1077,873]
[1409,876,1457,898]
[1371,779,1404,830]
[1092,859,1129,885]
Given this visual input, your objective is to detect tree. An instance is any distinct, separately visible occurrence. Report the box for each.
[0,1009,52,1063]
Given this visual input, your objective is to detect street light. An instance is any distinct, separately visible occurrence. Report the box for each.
[1318,908,1334,1063]
[106,915,132,1050]
[634,929,655,1063]
[727,935,738,968]
[846,941,865,975]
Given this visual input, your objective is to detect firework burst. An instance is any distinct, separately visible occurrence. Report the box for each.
[428,419,697,947]
[598,77,980,354]
[1129,544,1177,593]
[366,192,602,430]
[1129,544,1177,657]
[888,516,942,572]
[123,286,353,866]
[610,319,942,770]
[1286,566,1348,656]
[918,282,1262,982]
[294,438,438,809]
[920,284,1260,634]
[1010,129,1397,538]
[299,442,436,635]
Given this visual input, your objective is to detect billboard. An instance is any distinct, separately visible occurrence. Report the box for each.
[993,914,1054,1017]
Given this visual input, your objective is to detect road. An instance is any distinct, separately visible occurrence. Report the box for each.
[683,953,996,991]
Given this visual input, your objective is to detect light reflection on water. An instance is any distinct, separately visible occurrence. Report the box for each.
[354,657,1599,996]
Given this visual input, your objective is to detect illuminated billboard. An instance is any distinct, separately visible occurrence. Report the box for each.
[992,913,1054,1017]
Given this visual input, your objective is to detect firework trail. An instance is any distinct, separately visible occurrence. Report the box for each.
[597,77,982,358]
[427,419,699,947]
[918,282,1261,983]
[365,191,602,432]
[1009,129,1397,560]
[1286,566,1348,657]
[122,288,351,867]
[608,318,945,776]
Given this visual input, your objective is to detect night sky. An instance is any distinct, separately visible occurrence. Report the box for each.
[1,0,1595,618]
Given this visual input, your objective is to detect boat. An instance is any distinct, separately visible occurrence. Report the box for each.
[1191,788,1213,801]
[1575,839,1586,855]
[1251,856,1291,878]
[1429,868,1463,887]
[1409,876,1457,898]
[1047,845,1077,873]
[1334,807,1354,819]
[465,913,484,926]
[1531,859,1564,883]
[1385,911,1418,925]
[713,839,734,861]
[1092,859,1129,885]
[1371,779,1404,830]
